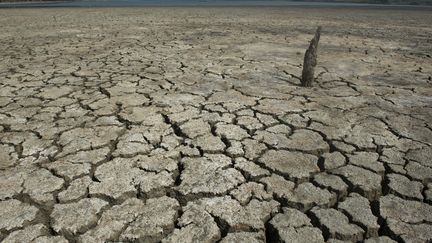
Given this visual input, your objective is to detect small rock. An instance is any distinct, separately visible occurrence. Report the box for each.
[260,174,295,199]
[287,182,336,211]
[380,148,405,166]
[332,141,356,153]
[195,134,226,153]
[119,197,180,242]
[279,113,309,128]
[338,193,379,238]
[21,137,53,157]
[220,231,265,243]
[310,208,364,242]
[23,168,64,204]
[0,144,18,169]
[3,224,48,243]
[58,126,123,156]
[162,203,220,243]
[325,239,349,243]
[255,99,302,115]
[119,107,164,125]
[236,109,255,116]
[236,116,264,132]
[0,169,24,200]
[259,150,319,182]
[191,196,279,231]
[58,176,92,203]
[82,197,179,242]
[348,152,384,175]
[37,86,73,99]
[135,154,178,173]
[386,164,406,174]
[113,128,154,156]
[425,183,432,203]
[45,161,91,181]
[33,235,69,243]
[256,113,278,126]
[175,145,201,157]
[178,156,245,197]
[51,198,109,235]
[242,138,267,160]
[321,151,346,170]
[234,157,270,179]
[0,199,39,232]
[207,90,257,106]
[253,130,291,149]
[386,218,432,243]
[180,119,211,138]
[168,107,200,124]
[227,140,245,157]
[230,182,272,205]
[268,207,325,243]
[56,147,110,165]
[135,171,174,197]
[405,147,432,168]
[261,175,335,211]
[405,161,432,183]
[281,129,329,154]
[89,158,140,201]
[266,124,292,135]
[379,194,432,224]
[80,198,144,241]
[332,165,382,200]
[364,236,397,243]
[215,123,249,140]
[387,173,423,200]
[313,173,348,199]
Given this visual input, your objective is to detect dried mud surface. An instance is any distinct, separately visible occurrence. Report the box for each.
[0,7,431,243]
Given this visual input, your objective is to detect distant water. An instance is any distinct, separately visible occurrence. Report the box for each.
[1,0,432,9]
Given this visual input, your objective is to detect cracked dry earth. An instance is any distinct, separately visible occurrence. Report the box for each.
[0,7,431,243]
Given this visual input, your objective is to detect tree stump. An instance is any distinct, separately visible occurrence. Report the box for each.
[301,27,322,87]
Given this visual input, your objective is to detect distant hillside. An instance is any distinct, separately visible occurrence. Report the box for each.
[1,0,431,5]
[0,0,61,2]
[291,0,432,5]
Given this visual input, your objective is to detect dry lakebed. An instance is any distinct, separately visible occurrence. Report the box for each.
[0,6,431,243]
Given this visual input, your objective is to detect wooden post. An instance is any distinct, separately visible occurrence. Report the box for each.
[301,27,322,87]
